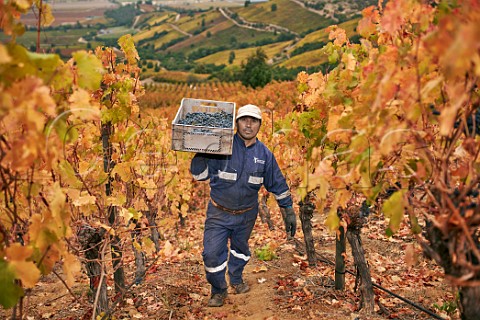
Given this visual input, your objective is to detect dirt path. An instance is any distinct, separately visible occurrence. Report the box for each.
[0,211,456,320]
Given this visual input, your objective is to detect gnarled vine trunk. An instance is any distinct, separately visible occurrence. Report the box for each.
[423,221,480,320]
[347,226,375,313]
[339,203,375,313]
[299,193,316,265]
[78,225,108,316]
[102,123,126,296]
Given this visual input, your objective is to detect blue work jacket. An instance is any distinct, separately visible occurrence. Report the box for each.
[190,133,293,211]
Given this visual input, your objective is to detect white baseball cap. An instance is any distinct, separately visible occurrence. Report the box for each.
[236,104,262,121]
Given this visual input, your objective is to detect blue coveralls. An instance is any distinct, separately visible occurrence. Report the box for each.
[190,133,293,295]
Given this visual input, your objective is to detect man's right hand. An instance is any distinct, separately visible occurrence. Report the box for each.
[280,206,297,238]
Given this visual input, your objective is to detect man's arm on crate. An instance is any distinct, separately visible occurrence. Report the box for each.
[190,153,211,181]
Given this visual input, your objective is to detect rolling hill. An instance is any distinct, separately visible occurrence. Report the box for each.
[130,0,372,69]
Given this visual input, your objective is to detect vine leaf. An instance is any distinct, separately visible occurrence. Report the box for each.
[72,51,104,90]
[0,260,23,309]
[382,190,406,236]
[62,252,81,286]
[0,44,12,63]
[5,243,41,288]
[118,34,139,66]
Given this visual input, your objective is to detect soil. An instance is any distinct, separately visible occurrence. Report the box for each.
[0,208,458,320]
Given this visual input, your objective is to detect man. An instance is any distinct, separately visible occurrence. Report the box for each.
[190,104,297,307]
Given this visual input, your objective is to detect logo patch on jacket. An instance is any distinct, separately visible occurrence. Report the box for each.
[254,157,265,164]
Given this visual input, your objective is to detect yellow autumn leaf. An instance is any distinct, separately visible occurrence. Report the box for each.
[14,0,32,11]
[10,261,41,288]
[107,194,126,206]
[142,237,155,256]
[328,25,347,47]
[93,221,115,236]
[0,44,12,64]
[335,189,352,208]
[72,51,104,91]
[72,194,97,207]
[63,253,81,286]
[40,3,55,26]
[382,190,406,233]
[379,128,410,156]
[6,243,33,261]
[119,207,134,223]
[180,203,189,217]
[343,53,356,71]
[297,71,308,84]
[133,240,142,251]
[304,93,318,107]
[6,244,41,288]
[308,72,325,90]
[307,174,329,199]
[111,162,132,182]
[68,89,101,121]
[325,206,340,231]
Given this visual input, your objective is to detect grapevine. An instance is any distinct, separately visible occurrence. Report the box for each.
[290,1,480,318]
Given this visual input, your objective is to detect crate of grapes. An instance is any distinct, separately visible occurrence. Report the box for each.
[171,98,236,155]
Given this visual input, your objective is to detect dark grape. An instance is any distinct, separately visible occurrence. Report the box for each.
[453,108,480,136]
[178,111,233,128]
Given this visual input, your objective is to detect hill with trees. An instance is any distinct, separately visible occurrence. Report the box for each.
[3,0,376,84]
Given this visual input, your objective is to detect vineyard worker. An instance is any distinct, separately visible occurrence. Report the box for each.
[190,104,297,307]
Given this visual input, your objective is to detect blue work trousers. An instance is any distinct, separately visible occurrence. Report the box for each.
[202,202,258,294]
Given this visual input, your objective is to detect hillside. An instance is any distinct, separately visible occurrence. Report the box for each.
[129,0,374,69]
[5,0,376,80]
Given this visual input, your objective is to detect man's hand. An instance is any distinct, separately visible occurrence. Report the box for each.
[280,206,297,238]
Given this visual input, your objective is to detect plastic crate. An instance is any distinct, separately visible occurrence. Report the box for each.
[171,98,236,155]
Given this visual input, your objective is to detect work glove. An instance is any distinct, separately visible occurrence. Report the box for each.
[280,206,297,238]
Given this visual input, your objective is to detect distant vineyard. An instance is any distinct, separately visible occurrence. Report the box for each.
[139,80,299,120]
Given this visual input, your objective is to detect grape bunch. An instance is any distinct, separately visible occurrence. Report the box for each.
[178,111,233,128]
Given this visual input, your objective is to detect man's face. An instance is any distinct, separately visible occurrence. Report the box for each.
[236,116,261,144]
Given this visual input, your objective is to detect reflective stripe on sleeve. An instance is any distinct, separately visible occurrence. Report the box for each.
[193,168,208,181]
[204,260,227,273]
[274,190,291,200]
[230,249,250,262]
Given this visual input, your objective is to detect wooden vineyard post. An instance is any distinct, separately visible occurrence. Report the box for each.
[335,218,346,290]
